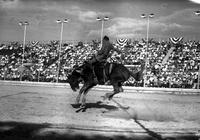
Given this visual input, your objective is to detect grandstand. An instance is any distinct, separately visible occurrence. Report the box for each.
[0,39,200,89]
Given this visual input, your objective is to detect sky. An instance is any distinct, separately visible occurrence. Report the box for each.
[0,0,200,42]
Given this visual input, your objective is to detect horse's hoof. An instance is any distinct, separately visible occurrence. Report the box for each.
[80,104,86,109]
[101,96,107,100]
[108,96,112,100]
[106,93,113,97]
[121,106,130,110]
[119,88,124,92]
[105,93,113,100]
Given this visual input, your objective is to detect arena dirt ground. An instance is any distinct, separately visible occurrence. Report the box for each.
[0,81,200,140]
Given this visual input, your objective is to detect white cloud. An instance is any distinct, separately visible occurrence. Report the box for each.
[152,8,199,37]
[156,8,197,23]
[65,6,111,23]
[106,17,145,38]
[0,0,19,9]
[79,11,98,22]
[189,0,200,4]
[88,17,149,38]
[160,23,183,32]
[90,8,200,39]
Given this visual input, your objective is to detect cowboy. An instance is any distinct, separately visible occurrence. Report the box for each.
[89,36,122,84]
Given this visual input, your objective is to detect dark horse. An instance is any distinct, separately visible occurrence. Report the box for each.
[67,61,145,108]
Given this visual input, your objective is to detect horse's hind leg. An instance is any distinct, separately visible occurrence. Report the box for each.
[119,86,124,92]
[118,82,124,92]
[104,83,120,100]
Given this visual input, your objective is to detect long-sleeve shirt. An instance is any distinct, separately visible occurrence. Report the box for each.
[97,41,121,59]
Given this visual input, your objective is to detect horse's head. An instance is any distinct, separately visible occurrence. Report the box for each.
[67,67,82,92]
[68,62,94,91]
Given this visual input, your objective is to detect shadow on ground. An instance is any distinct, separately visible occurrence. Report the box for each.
[71,101,118,113]
[0,121,199,140]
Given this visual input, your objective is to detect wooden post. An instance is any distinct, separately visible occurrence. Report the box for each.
[198,65,200,89]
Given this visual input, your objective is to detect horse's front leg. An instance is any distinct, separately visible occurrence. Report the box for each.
[80,84,93,108]
[76,85,86,104]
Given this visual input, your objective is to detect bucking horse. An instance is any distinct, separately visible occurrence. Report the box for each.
[67,60,145,109]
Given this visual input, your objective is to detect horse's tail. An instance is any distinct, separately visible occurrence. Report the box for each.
[129,60,145,81]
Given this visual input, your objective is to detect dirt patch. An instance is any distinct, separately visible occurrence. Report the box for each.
[0,83,200,140]
[103,108,176,122]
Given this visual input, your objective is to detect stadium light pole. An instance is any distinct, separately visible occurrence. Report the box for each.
[96,16,109,47]
[56,19,68,83]
[194,10,200,89]
[19,21,29,66]
[19,21,29,81]
[141,13,154,87]
[194,10,200,16]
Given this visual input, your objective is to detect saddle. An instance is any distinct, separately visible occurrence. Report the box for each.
[92,61,108,85]
[87,54,112,85]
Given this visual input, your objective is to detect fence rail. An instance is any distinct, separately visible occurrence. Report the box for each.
[0,80,199,95]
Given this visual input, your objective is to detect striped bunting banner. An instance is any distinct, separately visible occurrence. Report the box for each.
[31,41,39,47]
[116,38,128,47]
[169,37,183,44]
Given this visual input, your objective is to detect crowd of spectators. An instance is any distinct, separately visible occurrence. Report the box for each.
[0,39,199,88]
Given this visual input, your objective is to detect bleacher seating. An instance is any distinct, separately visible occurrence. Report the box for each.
[0,39,199,88]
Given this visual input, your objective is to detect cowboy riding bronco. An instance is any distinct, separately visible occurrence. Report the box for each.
[88,36,122,84]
